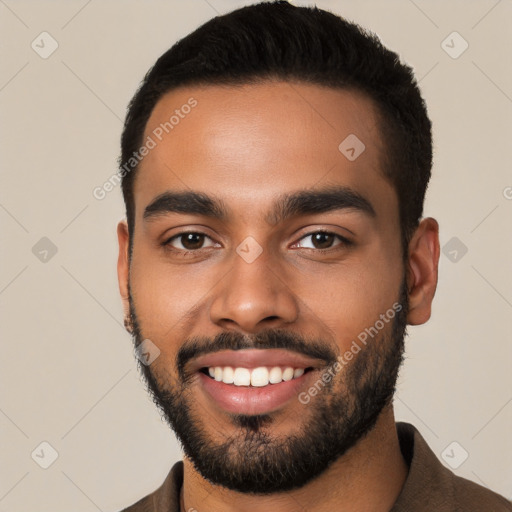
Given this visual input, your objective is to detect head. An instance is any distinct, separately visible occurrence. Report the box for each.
[117,0,439,495]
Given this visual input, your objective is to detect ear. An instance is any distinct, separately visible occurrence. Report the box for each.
[406,217,440,325]
[117,220,131,323]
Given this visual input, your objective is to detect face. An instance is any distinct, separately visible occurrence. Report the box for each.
[117,81,426,494]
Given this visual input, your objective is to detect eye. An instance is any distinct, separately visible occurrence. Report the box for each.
[164,232,217,251]
[294,231,350,250]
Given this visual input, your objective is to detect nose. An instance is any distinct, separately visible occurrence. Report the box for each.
[209,249,299,334]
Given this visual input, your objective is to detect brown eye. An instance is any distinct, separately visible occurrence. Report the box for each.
[296,231,347,250]
[165,232,216,251]
[180,233,205,250]
[311,232,335,249]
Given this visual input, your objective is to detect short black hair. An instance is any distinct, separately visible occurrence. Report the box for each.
[120,0,432,257]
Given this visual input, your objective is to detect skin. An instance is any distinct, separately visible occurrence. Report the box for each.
[117,81,440,512]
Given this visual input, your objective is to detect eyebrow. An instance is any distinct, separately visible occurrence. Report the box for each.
[267,185,376,225]
[144,190,226,221]
[143,185,376,224]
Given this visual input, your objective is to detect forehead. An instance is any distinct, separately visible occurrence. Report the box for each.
[134,81,396,223]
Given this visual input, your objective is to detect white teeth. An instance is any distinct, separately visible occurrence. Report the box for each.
[222,366,234,384]
[206,365,307,386]
[233,367,251,386]
[250,367,269,387]
[269,366,283,384]
[282,367,294,381]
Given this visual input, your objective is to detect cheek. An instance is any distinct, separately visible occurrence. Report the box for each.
[302,249,403,351]
[129,243,220,337]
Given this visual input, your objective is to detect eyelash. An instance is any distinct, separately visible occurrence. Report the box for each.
[293,231,353,251]
[162,230,353,255]
[162,231,219,256]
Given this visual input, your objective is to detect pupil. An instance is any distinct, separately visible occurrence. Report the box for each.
[183,233,204,250]
[313,232,333,249]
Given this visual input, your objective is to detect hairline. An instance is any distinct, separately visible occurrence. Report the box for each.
[128,78,397,212]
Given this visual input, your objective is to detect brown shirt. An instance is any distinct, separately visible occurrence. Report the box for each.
[120,422,512,511]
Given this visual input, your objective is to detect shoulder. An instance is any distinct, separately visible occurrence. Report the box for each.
[393,422,512,511]
[119,494,154,512]
[118,461,184,512]
[449,472,512,511]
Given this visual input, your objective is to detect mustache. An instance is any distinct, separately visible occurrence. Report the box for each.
[176,328,339,380]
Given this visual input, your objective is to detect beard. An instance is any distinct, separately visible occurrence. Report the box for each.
[128,279,409,495]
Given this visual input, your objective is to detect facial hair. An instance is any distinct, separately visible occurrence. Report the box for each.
[128,279,409,495]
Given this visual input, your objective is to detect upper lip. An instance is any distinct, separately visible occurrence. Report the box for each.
[189,348,324,372]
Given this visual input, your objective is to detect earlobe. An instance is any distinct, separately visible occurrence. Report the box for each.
[117,220,131,326]
[406,217,440,326]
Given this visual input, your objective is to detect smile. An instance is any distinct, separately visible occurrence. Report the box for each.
[191,349,322,415]
[203,365,311,387]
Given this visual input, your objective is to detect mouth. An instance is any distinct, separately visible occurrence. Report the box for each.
[190,349,324,415]
[200,365,314,386]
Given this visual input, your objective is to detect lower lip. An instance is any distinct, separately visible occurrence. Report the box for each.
[198,371,313,415]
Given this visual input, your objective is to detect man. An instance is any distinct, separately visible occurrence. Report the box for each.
[116,2,511,511]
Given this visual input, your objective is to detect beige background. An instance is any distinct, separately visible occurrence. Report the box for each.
[1,0,511,510]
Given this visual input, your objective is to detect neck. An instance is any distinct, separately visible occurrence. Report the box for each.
[181,406,409,512]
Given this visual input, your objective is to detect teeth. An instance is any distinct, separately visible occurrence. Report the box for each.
[250,367,269,387]
[206,365,307,387]
[282,367,294,381]
[269,366,283,384]
[222,366,234,384]
[233,367,251,386]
